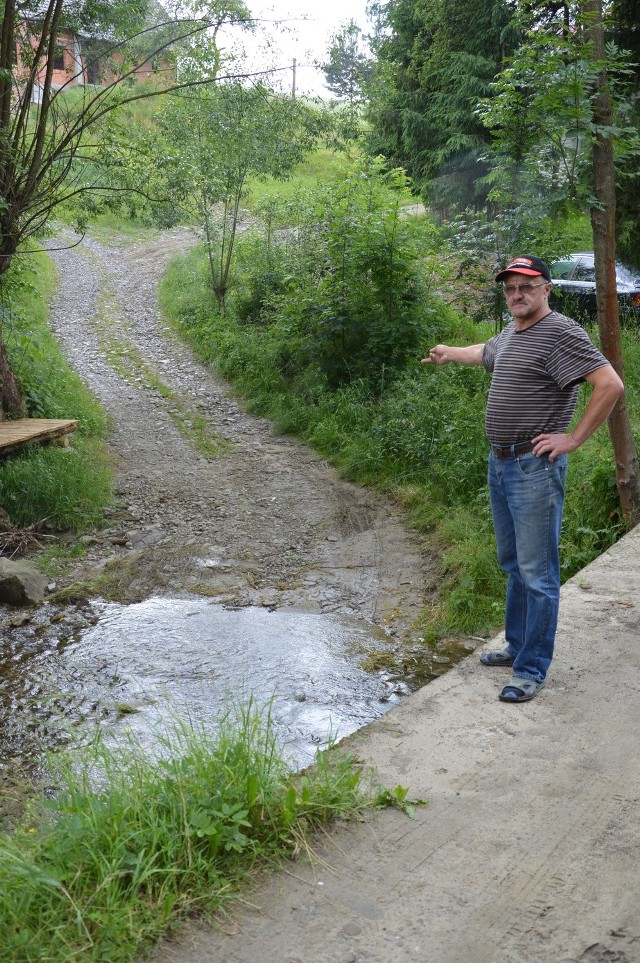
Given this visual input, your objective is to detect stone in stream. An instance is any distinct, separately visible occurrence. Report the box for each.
[0,558,49,606]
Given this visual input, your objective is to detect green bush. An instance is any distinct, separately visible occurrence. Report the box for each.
[233,158,445,393]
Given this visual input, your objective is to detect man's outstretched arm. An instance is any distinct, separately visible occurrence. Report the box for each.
[422,343,486,366]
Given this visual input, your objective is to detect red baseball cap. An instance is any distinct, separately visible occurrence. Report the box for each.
[495,255,551,282]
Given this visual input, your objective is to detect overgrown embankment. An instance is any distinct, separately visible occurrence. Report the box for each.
[0,251,112,533]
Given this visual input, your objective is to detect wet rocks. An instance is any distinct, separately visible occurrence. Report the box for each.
[0,558,49,606]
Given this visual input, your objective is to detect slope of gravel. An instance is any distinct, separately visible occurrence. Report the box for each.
[45,228,434,644]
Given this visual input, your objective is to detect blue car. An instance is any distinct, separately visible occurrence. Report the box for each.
[550,252,640,324]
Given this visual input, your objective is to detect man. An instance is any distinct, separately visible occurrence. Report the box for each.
[423,255,624,703]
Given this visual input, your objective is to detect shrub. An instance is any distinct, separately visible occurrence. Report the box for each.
[233,158,445,393]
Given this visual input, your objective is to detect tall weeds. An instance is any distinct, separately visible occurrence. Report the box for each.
[0,707,392,963]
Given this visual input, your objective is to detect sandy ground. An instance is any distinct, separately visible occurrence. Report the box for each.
[148,524,640,963]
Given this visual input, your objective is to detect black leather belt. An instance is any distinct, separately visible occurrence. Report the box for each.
[490,441,534,459]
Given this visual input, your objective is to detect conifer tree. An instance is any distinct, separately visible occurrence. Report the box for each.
[322,19,371,103]
[365,0,518,211]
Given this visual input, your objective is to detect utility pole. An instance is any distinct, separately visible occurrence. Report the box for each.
[292,58,296,99]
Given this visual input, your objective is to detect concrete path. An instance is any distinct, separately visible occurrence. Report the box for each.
[151,525,640,963]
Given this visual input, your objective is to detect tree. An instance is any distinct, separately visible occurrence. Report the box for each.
[150,82,325,310]
[584,0,640,522]
[322,19,372,103]
[0,0,252,416]
[611,0,640,267]
[364,0,519,212]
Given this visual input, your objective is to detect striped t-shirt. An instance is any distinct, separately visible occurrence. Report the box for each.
[482,312,609,445]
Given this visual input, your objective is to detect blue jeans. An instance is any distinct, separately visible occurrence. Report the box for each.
[488,450,568,683]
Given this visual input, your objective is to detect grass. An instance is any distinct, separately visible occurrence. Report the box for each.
[0,251,113,532]
[246,147,356,208]
[0,706,416,963]
[72,216,164,246]
[2,253,107,435]
[0,440,112,530]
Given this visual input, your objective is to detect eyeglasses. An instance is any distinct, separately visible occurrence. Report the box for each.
[503,281,548,296]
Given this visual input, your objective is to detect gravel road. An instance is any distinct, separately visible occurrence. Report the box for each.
[46,228,433,647]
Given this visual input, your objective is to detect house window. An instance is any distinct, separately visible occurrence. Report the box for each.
[86,57,100,85]
[53,44,65,70]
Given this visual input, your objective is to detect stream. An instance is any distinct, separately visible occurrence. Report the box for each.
[1,228,467,780]
[1,596,470,771]
[0,596,476,770]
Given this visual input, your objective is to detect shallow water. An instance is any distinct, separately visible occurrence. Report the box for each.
[1,598,415,768]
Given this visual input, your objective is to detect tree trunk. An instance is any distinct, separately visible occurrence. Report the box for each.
[0,339,25,420]
[586,0,640,525]
[1,232,25,417]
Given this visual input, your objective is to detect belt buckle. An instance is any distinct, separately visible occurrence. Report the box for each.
[492,442,530,458]
[515,441,532,456]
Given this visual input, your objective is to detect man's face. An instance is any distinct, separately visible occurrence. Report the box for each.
[503,272,551,325]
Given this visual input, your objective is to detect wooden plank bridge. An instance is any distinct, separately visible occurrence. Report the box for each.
[0,419,78,457]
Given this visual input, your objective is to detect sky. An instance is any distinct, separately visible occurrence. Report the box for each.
[224,1,372,97]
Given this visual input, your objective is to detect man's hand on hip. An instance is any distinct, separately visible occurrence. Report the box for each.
[532,433,578,461]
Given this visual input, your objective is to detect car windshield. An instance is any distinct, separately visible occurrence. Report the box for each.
[551,260,576,279]
[616,263,640,285]
[573,262,596,282]
[551,255,640,286]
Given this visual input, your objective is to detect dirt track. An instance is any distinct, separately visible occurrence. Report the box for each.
[46,228,435,661]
